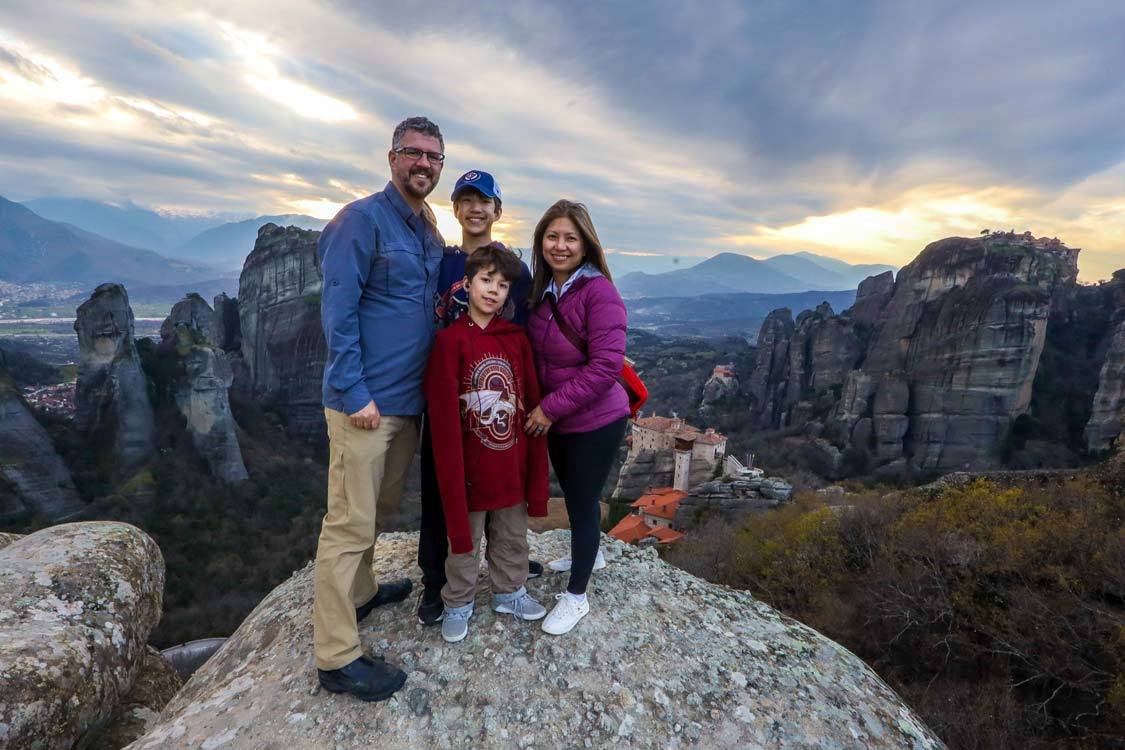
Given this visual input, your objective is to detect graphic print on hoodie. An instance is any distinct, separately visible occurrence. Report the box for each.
[424,314,549,554]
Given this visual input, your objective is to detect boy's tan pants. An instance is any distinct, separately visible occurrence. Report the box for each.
[313,408,418,670]
[442,504,529,608]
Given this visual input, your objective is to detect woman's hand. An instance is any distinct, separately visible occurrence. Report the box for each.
[524,405,553,436]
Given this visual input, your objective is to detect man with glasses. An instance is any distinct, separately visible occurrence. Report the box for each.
[313,116,446,702]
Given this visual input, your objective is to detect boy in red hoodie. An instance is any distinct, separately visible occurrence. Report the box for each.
[423,243,550,643]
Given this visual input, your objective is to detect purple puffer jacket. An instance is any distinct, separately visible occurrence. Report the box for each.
[528,274,630,434]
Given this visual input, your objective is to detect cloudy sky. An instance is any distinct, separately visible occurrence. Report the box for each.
[1,0,1123,280]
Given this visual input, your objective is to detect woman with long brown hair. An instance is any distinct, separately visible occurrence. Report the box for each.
[523,199,629,635]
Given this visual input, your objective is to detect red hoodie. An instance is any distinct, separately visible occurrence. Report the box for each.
[424,314,549,554]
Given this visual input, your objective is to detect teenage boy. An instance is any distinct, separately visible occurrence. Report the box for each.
[423,244,549,643]
[416,170,540,626]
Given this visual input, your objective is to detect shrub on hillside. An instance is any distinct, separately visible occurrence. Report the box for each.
[668,478,1125,748]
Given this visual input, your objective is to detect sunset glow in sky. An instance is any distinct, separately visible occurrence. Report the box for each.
[1,1,1123,279]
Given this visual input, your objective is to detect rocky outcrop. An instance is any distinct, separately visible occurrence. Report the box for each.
[611,449,676,500]
[782,303,862,418]
[747,234,1091,477]
[208,292,242,352]
[0,522,165,750]
[1086,319,1125,453]
[1,357,84,521]
[159,294,248,483]
[675,477,793,528]
[847,270,895,327]
[74,283,157,474]
[237,224,326,440]
[128,531,942,750]
[748,308,794,426]
[0,531,23,549]
[700,366,739,411]
[86,646,184,750]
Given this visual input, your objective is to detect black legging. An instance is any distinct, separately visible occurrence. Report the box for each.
[548,417,627,595]
[418,412,447,592]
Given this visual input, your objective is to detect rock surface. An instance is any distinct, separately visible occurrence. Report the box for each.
[0,522,165,750]
[1086,319,1125,453]
[0,357,84,521]
[237,224,326,441]
[675,477,793,528]
[74,283,157,473]
[86,646,184,750]
[0,531,22,550]
[128,531,942,750]
[159,295,248,483]
[209,293,243,353]
[611,449,676,500]
[748,308,795,426]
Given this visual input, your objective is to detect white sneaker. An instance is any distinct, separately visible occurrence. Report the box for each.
[541,592,590,635]
[546,549,607,573]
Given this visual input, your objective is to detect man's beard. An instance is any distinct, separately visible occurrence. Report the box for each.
[402,168,436,199]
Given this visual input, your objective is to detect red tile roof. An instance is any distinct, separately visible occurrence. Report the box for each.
[644,505,679,521]
[608,514,651,544]
[631,489,687,510]
[648,526,686,544]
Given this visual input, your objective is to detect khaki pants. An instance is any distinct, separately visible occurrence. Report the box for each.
[442,504,529,608]
[313,408,418,670]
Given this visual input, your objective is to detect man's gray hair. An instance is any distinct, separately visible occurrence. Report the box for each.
[392,116,444,151]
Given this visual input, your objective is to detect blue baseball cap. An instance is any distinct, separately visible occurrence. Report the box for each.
[451,170,502,203]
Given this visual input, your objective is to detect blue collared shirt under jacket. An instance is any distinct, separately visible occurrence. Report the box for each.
[319,182,443,416]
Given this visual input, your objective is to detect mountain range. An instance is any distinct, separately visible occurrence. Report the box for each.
[0,196,222,287]
[23,198,325,271]
[616,252,895,298]
[175,214,326,268]
[3,196,895,302]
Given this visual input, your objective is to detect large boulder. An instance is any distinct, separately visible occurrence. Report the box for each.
[128,531,943,750]
[0,522,165,750]
[74,283,157,474]
[0,358,84,521]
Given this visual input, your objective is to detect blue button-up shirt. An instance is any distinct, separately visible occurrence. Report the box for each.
[319,182,444,416]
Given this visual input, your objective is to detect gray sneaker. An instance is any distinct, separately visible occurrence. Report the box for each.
[441,603,473,643]
[492,586,547,621]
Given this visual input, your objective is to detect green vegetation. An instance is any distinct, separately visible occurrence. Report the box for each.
[665,478,1125,748]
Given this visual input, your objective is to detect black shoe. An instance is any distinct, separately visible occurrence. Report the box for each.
[528,560,544,579]
[356,578,413,622]
[318,655,406,702]
[416,586,444,626]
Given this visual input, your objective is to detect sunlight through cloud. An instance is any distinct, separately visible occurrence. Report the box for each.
[217,21,357,123]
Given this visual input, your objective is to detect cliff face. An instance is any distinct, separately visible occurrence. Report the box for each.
[74,283,157,475]
[237,224,326,440]
[127,531,943,749]
[1084,273,1125,453]
[746,234,1101,476]
[158,294,248,484]
[0,356,84,521]
[747,307,795,426]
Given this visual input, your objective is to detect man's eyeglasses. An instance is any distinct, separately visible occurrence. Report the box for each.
[393,147,445,164]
